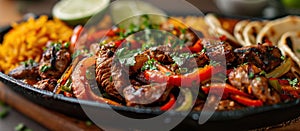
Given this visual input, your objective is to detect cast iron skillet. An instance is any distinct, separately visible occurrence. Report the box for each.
[1,15,300,130]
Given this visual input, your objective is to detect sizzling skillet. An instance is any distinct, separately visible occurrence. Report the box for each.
[1,15,300,130]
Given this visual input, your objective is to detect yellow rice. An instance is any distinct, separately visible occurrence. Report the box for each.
[0,15,73,74]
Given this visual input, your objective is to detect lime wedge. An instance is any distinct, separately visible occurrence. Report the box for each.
[52,0,110,26]
[110,0,167,28]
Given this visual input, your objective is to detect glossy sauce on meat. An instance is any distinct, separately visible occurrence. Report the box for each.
[39,44,71,79]
[234,43,283,72]
[8,43,71,90]
[8,62,40,80]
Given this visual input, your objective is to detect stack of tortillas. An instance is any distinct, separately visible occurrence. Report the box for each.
[204,14,300,67]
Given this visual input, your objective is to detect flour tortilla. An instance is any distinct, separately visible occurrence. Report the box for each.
[243,21,266,46]
[256,16,300,45]
[278,31,300,67]
[204,14,240,46]
[233,20,249,46]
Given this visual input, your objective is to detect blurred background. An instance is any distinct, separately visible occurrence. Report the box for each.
[1,0,299,26]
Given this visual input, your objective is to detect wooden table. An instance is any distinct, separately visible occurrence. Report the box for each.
[0,83,102,131]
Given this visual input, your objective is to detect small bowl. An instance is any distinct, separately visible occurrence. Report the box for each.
[214,0,269,16]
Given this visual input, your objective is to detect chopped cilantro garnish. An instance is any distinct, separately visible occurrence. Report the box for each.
[268,47,273,51]
[61,85,71,92]
[21,59,35,67]
[115,48,140,66]
[0,107,9,119]
[42,47,47,51]
[63,42,70,48]
[109,76,113,82]
[259,71,266,76]
[209,60,219,66]
[72,50,82,59]
[86,121,93,126]
[51,42,62,51]
[180,28,187,34]
[288,78,298,87]
[281,55,285,60]
[248,72,254,79]
[201,47,206,53]
[141,58,157,71]
[165,72,171,76]
[15,123,25,131]
[171,52,196,66]
[255,77,261,81]
[179,68,188,74]
[40,65,50,72]
[172,55,184,66]
[0,101,9,119]
[297,49,300,53]
[61,79,72,92]
[15,123,32,131]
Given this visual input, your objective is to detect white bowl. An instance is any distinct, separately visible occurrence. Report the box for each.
[214,0,269,16]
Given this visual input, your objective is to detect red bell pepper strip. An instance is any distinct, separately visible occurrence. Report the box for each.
[268,78,284,93]
[144,65,224,87]
[230,95,263,107]
[201,83,253,98]
[226,69,234,76]
[160,93,176,111]
[88,29,116,42]
[113,39,125,47]
[268,78,289,86]
[113,39,141,49]
[188,39,203,53]
[219,35,227,41]
[281,85,300,98]
[71,57,121,106]
[64,92,73,97]
[70,25,84,53]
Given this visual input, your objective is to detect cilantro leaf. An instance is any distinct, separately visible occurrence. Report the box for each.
[171,52,196,66]
[40,65,50,72]
[141,58,157,71]
[288,78,298,87]
[115,48,140,66]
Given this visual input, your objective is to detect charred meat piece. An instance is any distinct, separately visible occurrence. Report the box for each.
[195,52,209,67]
[96,43,130,101]
[72,57,122,106]
[234,43,283,72]
[228,64,281,104]
[228,64,261,92]
[123,83,173,106]
[8,60,39,80]
[130,54,149,74]
[250,77,281,104]
[147,46,174,65]
[39,43,71,79]
[180,28,198,44]
[203,40,236,66]
[182,52,209,69]
[33,78,57,91]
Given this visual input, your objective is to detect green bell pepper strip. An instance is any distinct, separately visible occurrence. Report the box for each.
[266,57,292,78]
[268,78,283,93]
[175,88,193,111]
